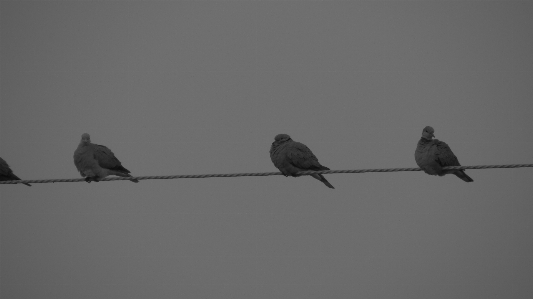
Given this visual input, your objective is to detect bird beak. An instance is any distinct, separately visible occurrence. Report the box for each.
[431,133,435,138]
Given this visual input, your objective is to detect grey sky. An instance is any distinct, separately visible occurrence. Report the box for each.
[1,1,533,298]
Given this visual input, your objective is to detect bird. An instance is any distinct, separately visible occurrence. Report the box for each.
[270,134,334,189]
[0,157,31,186]
[74,133,139,183]
[415,126,473,182]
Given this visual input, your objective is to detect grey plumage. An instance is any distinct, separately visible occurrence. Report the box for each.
[0,157,31,186]
[270,134,334,189]
[74,133,139,183]
[415,126,473,182]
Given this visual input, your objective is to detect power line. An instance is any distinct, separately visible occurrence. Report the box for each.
[1,164,532,185]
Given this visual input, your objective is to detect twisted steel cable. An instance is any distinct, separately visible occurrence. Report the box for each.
[1,164,532,185]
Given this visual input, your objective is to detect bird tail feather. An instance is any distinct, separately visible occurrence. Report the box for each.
[108,171,139,183]
[311,174,335,189]
[454,170,474,183]
[8,175,31,186]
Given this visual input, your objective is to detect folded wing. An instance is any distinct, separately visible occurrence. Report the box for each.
[92,144,132,174]
[286,142,329,171]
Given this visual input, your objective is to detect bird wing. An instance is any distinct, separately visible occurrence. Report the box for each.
[433,140,461,167]
[0,157,23,181]
[0,158,10,176]
[286,142,329,171]
[92,144,131,173]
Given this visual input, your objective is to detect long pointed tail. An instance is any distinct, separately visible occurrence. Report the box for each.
[108,171,139,183]
[311,174,335,189]
[9,174,31,186]
[454,170,474,183]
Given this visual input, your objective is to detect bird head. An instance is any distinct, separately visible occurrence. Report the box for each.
[274,134,292,143]
[421,126,435,140]
[80,133,91,145]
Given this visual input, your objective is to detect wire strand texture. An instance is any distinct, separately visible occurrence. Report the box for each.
[1,164,532,185]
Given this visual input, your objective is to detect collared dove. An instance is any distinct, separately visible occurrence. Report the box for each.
[0,157,31,186]
[270,134,334,189]
[74,133,139,183]
[415,126,473,182]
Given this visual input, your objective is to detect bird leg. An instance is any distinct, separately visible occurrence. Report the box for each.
[85,176,100,183]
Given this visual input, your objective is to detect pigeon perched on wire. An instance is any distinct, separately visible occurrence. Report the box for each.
[270,134,334,189]
[0,157,31,186]
[74,133,139,183]
[415,126,473,182]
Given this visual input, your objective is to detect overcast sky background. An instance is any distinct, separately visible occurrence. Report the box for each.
[1,1,533,298]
